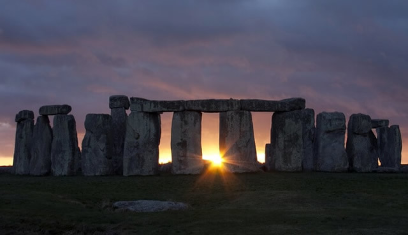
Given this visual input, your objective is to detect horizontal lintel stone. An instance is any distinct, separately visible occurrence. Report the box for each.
[371,119,389,129]
[109,95,130,109]
[39,105,72,116]
[15,110,34,122]
[184,99,240,112]
[130,98,185,112]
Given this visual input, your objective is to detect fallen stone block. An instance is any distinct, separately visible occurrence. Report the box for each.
[39,105,72,115]
[240,98,305,112]
[113,200,189,212]
[109,95,130,109]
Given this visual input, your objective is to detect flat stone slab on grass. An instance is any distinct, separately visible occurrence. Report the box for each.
[113,200,189,212]
[39,105,72,115]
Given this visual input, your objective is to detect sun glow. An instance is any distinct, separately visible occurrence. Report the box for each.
[203,154,223,166]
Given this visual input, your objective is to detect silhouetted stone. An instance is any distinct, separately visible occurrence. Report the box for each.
[113,200,189,212]
[265,143,272,171]
[123,112,161,176]
[111,108,127,175]
[82,114,114,176]
[219,111,258,173]
[130,97,184,112]
[186,99,240,112]
[15,110,34,122]
[109,95,130,109]
[371,119,389,129]
[51,115,81,176]
[270,110,303,172]
[241,98,305,112]
[374,166,399,173]
[30,116,52,176]
[315,112,348,172]
[346,114,378,172]
[171,111,203,175]
[39,105,72,115]
[377,125,402,169]
[302,109,315,171]
[13,112,34,175]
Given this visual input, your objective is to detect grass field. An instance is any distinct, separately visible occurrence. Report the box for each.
[1,169,408,234]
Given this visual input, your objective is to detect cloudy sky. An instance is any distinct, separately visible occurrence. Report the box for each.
[1,0,407,165]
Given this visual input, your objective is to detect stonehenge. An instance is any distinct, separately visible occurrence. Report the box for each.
[12,96,404,176]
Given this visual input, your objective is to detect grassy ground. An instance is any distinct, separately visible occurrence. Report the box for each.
[1,169,408,235]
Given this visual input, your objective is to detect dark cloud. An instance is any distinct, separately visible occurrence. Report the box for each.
[1,0,408,164]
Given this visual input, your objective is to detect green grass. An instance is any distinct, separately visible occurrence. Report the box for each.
[1,170,408,234]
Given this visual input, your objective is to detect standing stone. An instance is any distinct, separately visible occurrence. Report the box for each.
[123,112,161,176]
[30,116,52,176]
[346,114,378,172]
[171,111,203,174]
[377,125,402,169]
[265,143,272,171]
[13,110,34,175]
[315,112,348,172]
[219,111,258,173]
[301,109,315,171]
[110,95,129,175]
[82,114,114,176]
[270,110,303,172]
[51,115,81,176]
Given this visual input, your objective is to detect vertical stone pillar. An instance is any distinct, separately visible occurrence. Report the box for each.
[123,112,161,176]
[82,114,114,176]
[219,110,258,173]
[301,109,315,171]
[109,95,130,175]
[51,114,81,176]
[377,125,402,169]
[265,143,271,171]
[270,110,303,172]
[30,115,53,176]
[13,110,34,175]
[315,112,348,172]
[346,114,378,172]
[171,111,203,174]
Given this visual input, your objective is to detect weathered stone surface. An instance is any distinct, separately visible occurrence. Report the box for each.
[123,112,161,176]
[13,119,34,175]
[265,143,272,171]
[51,115,81,176]
[219,111,258,173]
[109,95,130,109]
[346,114,378,172]
[186,99,240,112]
[377,125,402,169]
[301,109,315,172]
[82,114,114,176]
[374,167,399,173]
[30,116,52,176]
[39,105,71,115]
[111,108,127,175]
[171,111,203,175]
[15,110,34,122]
[371,119,389,129]
[130,97,184,112]
[270,110,303,172]
[400,165,408,173]
[113,200,189,212]
[315,112,348,172]
[241,98,305,112]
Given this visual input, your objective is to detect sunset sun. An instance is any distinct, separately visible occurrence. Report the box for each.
[203,154,223,166]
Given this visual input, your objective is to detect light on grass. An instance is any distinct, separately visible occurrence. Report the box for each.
[203,154,223,166]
